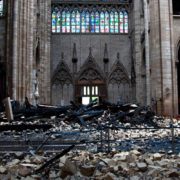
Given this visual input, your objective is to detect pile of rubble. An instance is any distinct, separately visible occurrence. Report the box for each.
[0,98,179,179]
[0,149,179,179]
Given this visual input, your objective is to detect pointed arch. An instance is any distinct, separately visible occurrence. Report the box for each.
[75,49,107,104]
[108,60,130,103]
[52,60,73,86]
[108,60,130,84]
[77,52,105,84]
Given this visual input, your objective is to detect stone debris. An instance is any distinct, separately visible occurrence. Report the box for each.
[136,162,147,172]
[0,100,179,179]
[0,149,178,179]
[0,166,7,174]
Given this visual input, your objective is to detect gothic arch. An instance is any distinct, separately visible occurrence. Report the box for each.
[108,57,130,103]
[108,59,130,85]
[75,48,107,103]
[52,60,73,86]
[76,48,105,84]
[51,60,73,105]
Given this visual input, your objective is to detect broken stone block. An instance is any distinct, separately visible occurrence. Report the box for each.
[59,155,68,167]
[100,172,118,180]
[166,169,179,178]
[136,162,147,172]
[49,171,59,179]
[80,165,95,177]
[126,154,138,163]
[60,159,77,178]
[18,165,32,177]
[113,166,119,172]
[102,158,113,166]
[31,155,45,164]
[118,162,128,171]
[156,160,169,168]
[114,155,127,162]
[0,166,7,174]
[130,176,141,180]
[7,159,20,167]
[129,163,136,168]
[144,158,154,165]
[94,170,102,177]
[147,168,159,177]
[14,152,24,160]
[153,153,163,161]
[130,150,141,156]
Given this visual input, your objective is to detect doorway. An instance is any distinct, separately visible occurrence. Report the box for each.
[75,81,107,105]
[81,85,99,105]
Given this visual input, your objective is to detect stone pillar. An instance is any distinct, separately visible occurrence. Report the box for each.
[38,0,51,104]
[12,0,36,103]
[149,0,175,115]
[133,0,146,104]
[11,0,51,105]
[144,0,151,105]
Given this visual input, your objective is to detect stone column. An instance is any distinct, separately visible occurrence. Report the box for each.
[12,0,36,103]
[149,0,175,115]
[144,0,151,105]
[37,0,51,104]
[133,0,146,104]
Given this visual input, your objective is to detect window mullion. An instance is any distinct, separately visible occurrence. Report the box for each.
[52,5,128,34]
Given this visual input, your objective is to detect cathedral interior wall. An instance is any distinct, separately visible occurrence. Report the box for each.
[51,34,132,105]
[0,17,6,102]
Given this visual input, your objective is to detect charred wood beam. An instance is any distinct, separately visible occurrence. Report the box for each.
[0,124,52,132]
[35,144,75,174]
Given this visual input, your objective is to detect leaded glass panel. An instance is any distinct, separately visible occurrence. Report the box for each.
[0,0,3,16]
[105,11,109,33]
[51,6,128,34]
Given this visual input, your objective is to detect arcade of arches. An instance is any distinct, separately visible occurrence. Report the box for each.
[0,0,180,116]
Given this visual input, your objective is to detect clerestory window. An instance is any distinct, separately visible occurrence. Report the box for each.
[52,6,129,34]
[0,0,3,16]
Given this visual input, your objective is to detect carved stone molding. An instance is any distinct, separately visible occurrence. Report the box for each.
[77,47,105,83]
[109,59,130,85]
[52,60,73,86]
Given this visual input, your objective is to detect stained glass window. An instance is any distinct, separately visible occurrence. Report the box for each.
[51,6,128,34]
[95,12,100,33]
[52,11,57,33]
[82,10,90,33]
[105,11,109,33]
[0,0,3,16]
[71,10,76,33]
[62,10,70,33]
[56,11,61,33]
[71,10,80,33]
[110,11,115,33]
[119,11,124,33]
[124,11,128,33]
[100,12,105,33]
[114,12,119,33]
[91,12,95,33]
